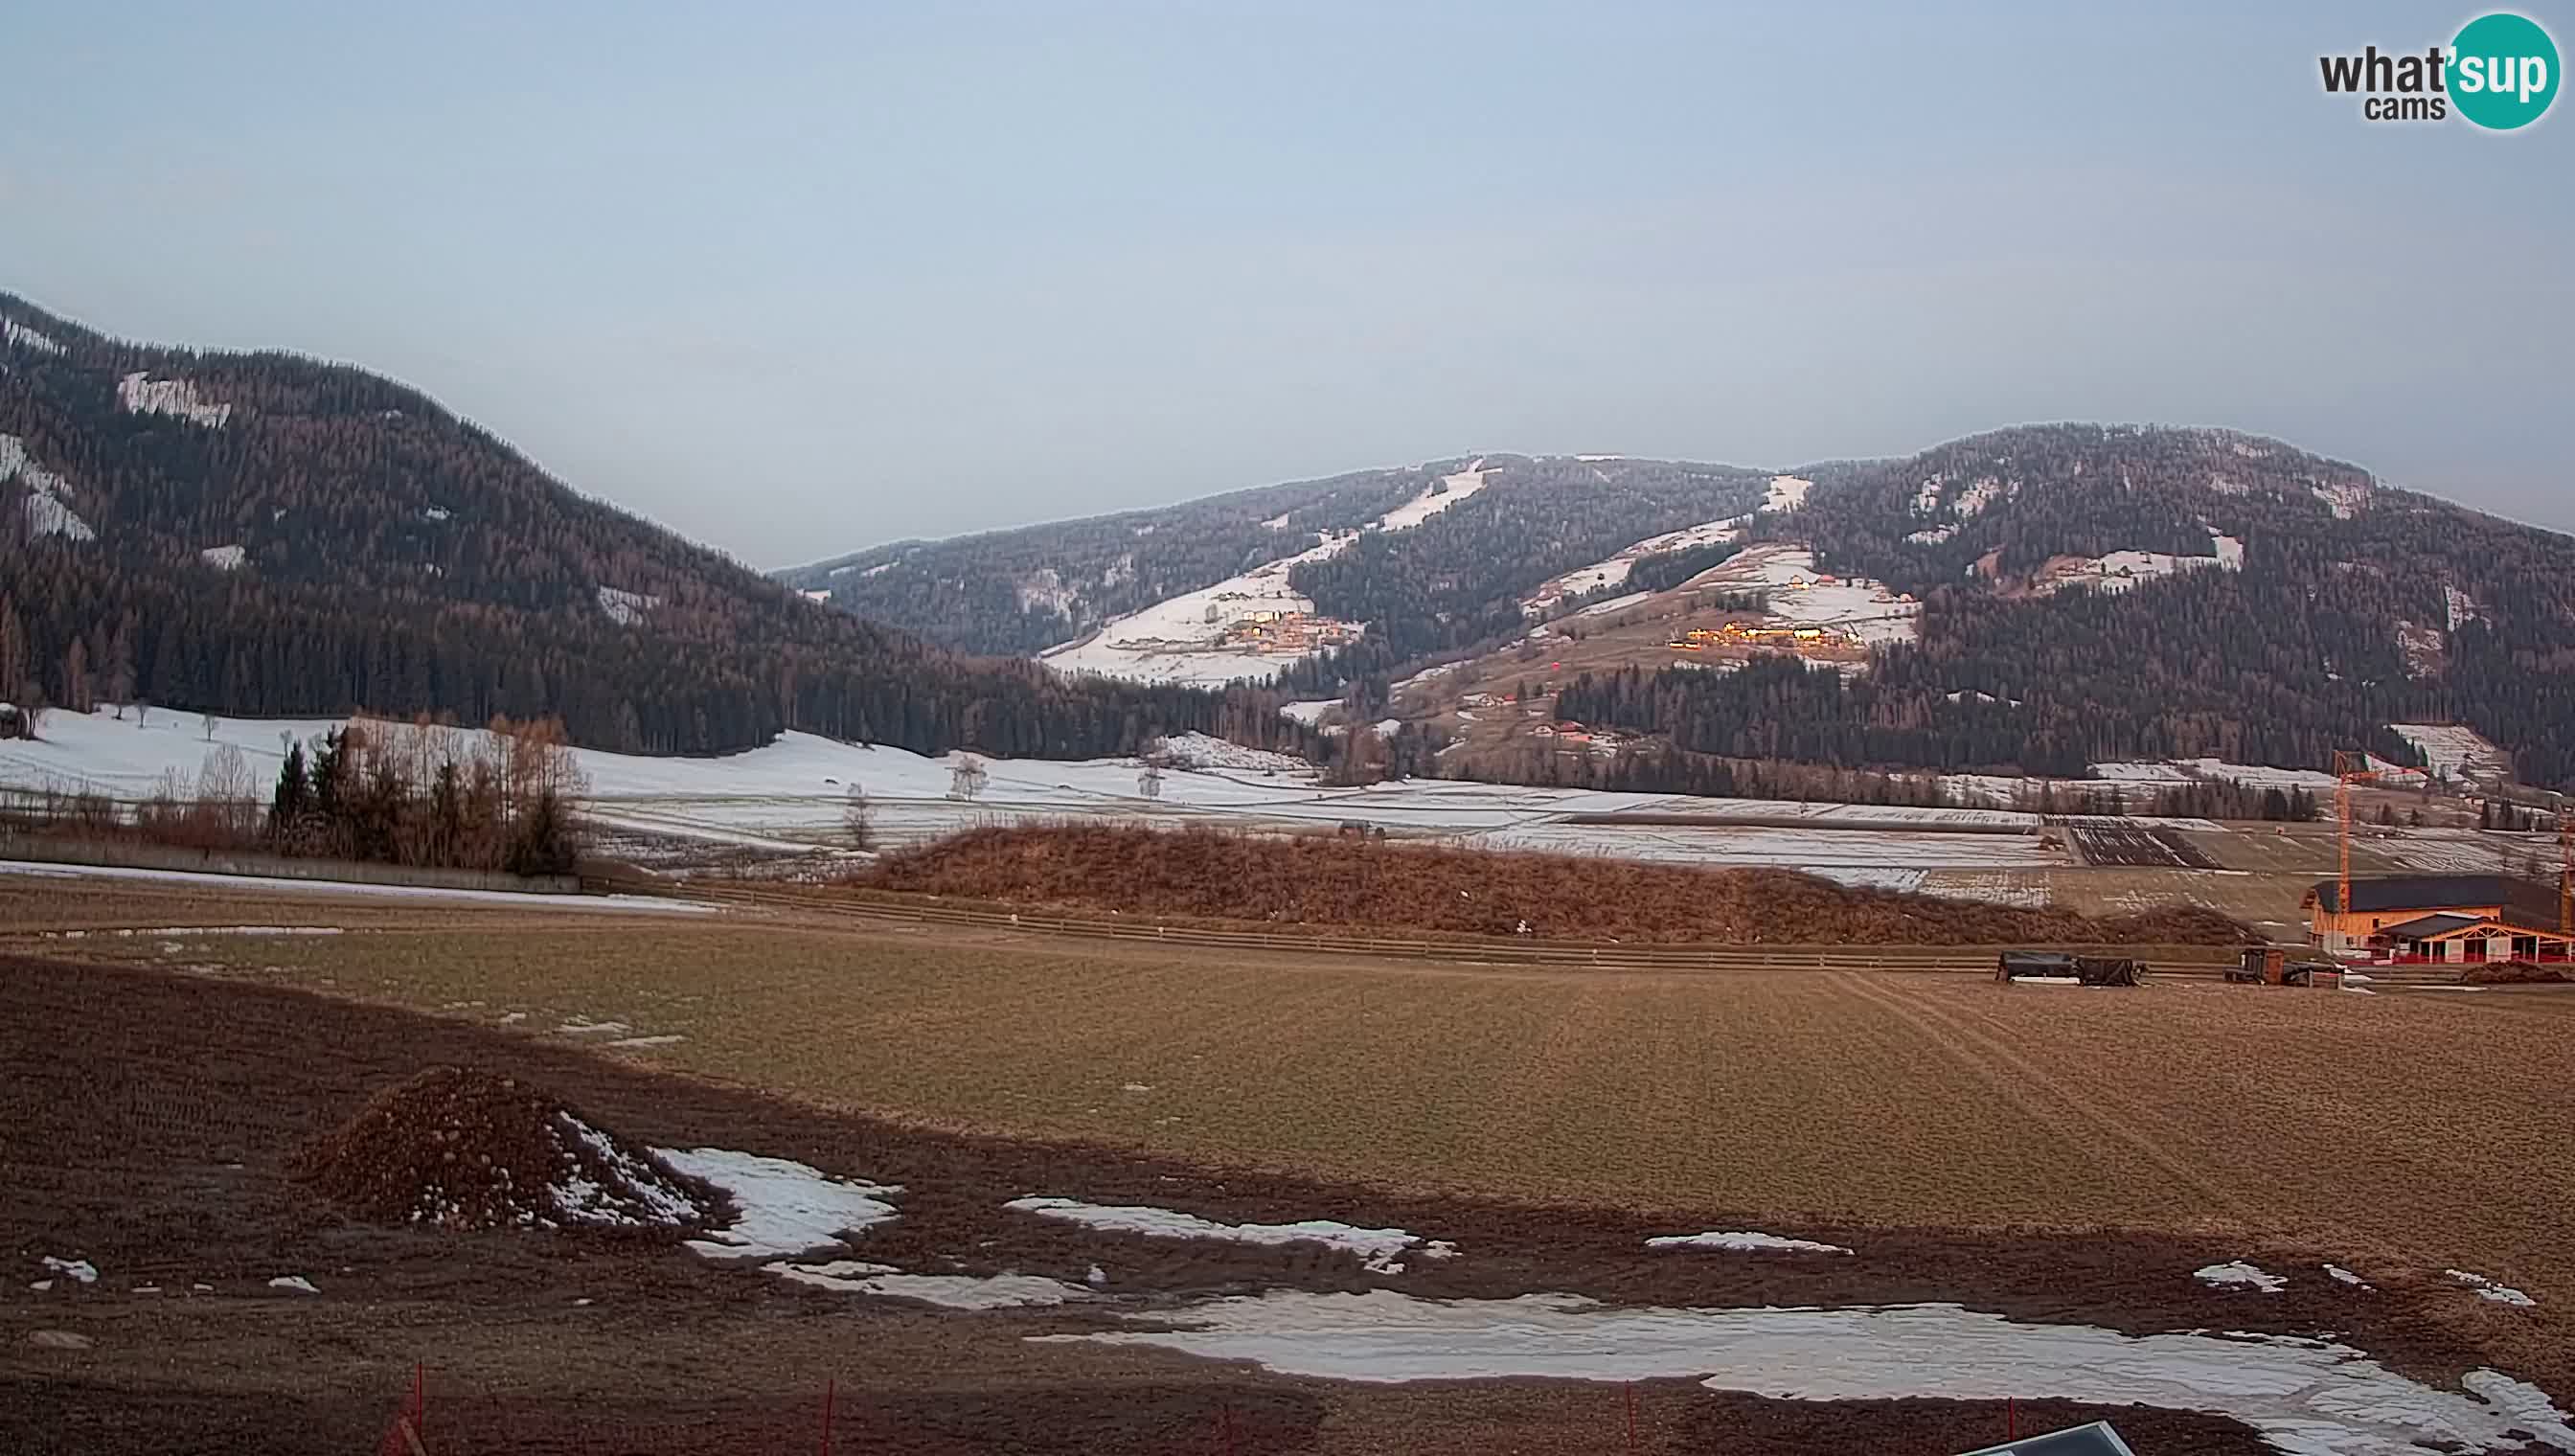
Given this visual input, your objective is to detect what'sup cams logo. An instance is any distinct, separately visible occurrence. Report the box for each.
[2319,11,2559,128]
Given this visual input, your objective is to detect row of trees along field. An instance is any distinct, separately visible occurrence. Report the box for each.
[19,716,591,876]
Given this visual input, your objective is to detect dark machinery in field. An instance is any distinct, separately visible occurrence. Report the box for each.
[1996,952,2147,987]
[2228,946,2341,986]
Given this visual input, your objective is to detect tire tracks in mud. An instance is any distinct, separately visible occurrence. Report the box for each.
[1832,972,2246,1221]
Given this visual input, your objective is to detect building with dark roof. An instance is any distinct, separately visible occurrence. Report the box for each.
[2304,873,2570,961]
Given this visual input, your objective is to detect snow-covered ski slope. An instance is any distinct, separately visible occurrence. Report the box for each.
[1040,462,1491,687]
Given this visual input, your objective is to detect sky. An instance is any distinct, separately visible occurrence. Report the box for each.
[6,1,2570,566]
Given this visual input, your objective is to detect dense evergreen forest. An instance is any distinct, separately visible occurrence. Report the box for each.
[0,293,1313,760]
[1559,426,2575,788]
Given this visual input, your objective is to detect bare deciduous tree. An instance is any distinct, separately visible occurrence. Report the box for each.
[842,785,875,851]
[946,755,988,802]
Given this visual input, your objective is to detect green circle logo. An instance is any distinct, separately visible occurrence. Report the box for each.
[2451,12,2560,129]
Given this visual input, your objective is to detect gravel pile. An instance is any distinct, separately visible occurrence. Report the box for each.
[292,1066,719,1233]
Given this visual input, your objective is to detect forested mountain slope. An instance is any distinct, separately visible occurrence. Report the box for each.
[791,420,2573,790]
[782,455,1777,665]
[1568,424,2575,788]
[0,292,1300,759]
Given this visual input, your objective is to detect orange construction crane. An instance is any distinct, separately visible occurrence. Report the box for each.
[2332,750,2427,920]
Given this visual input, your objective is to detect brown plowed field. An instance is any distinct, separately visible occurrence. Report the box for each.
[5,876,2572,1452]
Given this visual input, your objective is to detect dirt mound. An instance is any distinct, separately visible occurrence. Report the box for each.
[291,1067,720,1233]
[2460,961,2572,986]
[861,825,2252,946]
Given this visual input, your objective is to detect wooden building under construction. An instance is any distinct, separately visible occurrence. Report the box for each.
[2305,874,2573,962]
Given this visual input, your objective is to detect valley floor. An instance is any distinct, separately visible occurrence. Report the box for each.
[6,876,2571,1453]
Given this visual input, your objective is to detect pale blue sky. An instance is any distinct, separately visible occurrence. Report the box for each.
[7,1,2568,564]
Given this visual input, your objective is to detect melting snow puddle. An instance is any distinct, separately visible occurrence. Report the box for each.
[2195,1261,2288,1293]
[770,1259,1092,1310]
[2448,1271,2539,1308]
[605,1034,685,1048]
[266,1276,318,1294]
[2325,1264,2373,1290]
[1005,1196,1457,1274]
[655,1148,902,1261]
[557,1019,630,1036]
[38,1258,98,1285]
[1649,1231,1853,1256]
[1035,1290,2575,1456]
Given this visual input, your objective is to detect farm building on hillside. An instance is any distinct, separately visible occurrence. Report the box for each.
[2306,874,2571,961]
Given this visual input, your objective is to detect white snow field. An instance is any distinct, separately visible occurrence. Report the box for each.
[2388,724,2510,785]
[1519,514,1748,615]
[0,860,719,915]
[1004,1196,1456,1275]
[1760,474,1812,512]
[1688,544,1922,647]
[1039,462,1489,687]
[2,706,2066,880]
[1033,1290,2575,1456]
[769,1260,1092,1309]
[2036,533,2244,596]
[653,1148,902,1262]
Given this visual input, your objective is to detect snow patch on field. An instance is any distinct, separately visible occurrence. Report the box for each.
[772,1261,1092,1309]
[1377,461,1490,531]
[2038,535,2242,596]
[1004,1196,1457,1275]
[2,433,95,541]
[1520,516,1747,614]
[2448,1270,2538,1308]
[1575,590,1652,619]
[1761,475,1812,513]
[1034,1291,2575,1456]
[2313,480,2371,519]
[199,544,247,571]
[2194,1261,2286,1292]
[596,585,660,626]
[266,1275,318,1294]
[1280,699,1338,726]
[39,1257,98,1285]
[2444,585,2485,633]
[118,372,233,427]
[1648,1231,1852,1255]
[1014,569,1078,619]
[1037,528,1356,687]
[656,1148,903,1262]
[0,858,718,914]
[2089,759,2339,791]
[2388,724,2508,784]
[1688,545,1921,648]
[1151,732,1310,774]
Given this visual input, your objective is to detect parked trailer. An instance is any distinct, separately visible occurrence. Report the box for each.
[1997,951,2146,987]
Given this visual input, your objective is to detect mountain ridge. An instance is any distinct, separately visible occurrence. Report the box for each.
[0,290,1305,761]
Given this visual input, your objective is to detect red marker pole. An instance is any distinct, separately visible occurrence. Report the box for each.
[2007,1396,2017,1440]
[819,1378,835,1456]
[1626,1383,1638,1449]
